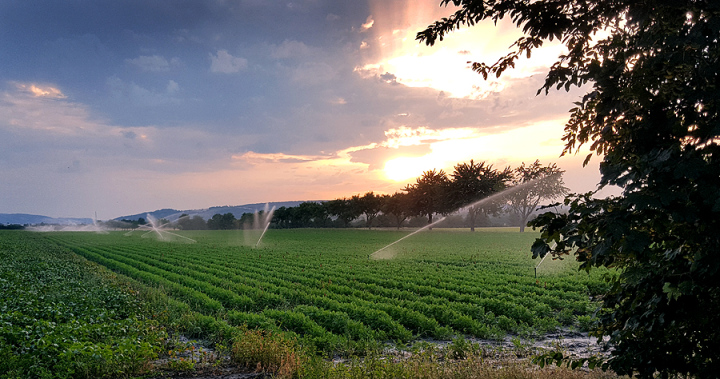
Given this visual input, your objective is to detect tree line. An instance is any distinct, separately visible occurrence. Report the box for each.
[159,159,567,232]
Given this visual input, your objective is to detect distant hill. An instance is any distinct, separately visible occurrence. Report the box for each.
[113,201,318,222]
[0,213,94,225]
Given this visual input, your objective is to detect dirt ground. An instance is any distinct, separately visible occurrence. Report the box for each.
[149,329,609,378]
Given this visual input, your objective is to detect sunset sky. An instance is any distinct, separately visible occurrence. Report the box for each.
[1,0,611,219]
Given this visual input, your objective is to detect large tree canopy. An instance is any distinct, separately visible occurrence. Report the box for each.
[404,169,451,227]
[449,160,512,231]
[420,1,720,377]
[505,160,568,232]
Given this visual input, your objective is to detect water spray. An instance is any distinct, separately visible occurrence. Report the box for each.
[127,214,196,243]
[146,214,165,240]
[371,177,553,259]
[370,215,448,259]
[254,204,276,248]
[534,253,549,278]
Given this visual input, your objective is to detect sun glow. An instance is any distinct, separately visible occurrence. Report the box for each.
[381,121,568,182]
[384,155,438,182]
[360,0,565,99]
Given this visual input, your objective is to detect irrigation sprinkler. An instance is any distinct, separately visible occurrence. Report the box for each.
[534,253,549,278]
[125,214,196,243]
[371,176,554,260]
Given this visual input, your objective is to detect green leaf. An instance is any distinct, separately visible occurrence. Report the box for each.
[662,282,681,302]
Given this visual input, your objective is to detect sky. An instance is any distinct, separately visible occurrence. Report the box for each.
[0,0,612,219]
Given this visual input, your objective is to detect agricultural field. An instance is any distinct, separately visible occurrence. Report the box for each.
[0,231,167,378]
[1,228,615,378]
[47,228,607,350]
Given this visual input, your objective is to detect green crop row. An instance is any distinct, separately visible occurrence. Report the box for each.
[46,229,609,356]
[0,231,167,379]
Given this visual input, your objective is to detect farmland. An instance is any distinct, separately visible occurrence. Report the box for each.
[0,231,167,378]
[1,228,614,378]
[47,229,606,349]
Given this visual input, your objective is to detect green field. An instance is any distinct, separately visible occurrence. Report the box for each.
[1,228,612,378]
[49,229,605,346]
[0,231,167,378]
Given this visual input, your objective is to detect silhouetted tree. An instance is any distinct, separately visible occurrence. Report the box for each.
[404,169,451,229]
[207,213,236,230]
[273,207,291,229]
[120,218,144,229]
[449,160,513,231]
[381,192,414,229]
[237,211,272,229]
[295,202,329,228]
[0,224,24,230]
[325,198,360,227]
[354,192,383,229]
[179,215,207,230]
[505,161,568,232]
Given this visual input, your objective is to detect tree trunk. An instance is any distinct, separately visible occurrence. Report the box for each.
[519,214,528,232]
[469,206,477,232]
[428,213,433,230]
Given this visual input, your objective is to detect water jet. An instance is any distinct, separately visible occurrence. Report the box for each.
[371,177,555,260]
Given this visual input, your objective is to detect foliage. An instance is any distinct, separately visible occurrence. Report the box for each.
[420,0,720,377]
[0,231,166,379]
[321,346,620,379]
[0,224,23,230]
[353,192,383,228]
[274,202,331,229]
[176,214,208,230]
[231,326,305,378]
[380,192,414,229]
[403,169,452,226]
[324,198,360,227]
[505,160,568,232]
[273,206,294,228]
[295,202,331,227]
[116,217,146,229]
[207,212,237,230]
[50,229,608,356]
[449,160,513,231]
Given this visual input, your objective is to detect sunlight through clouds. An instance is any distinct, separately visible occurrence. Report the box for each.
[232,121,574,186]
[381,120,569,182]
[0,1,605,218]
[359,0,566,99]
[383,126,477,148]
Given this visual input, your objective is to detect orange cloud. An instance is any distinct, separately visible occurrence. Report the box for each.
[232,151,330,164]
[15,83,66,99]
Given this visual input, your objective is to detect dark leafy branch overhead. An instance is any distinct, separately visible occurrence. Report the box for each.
[420,0,720,377]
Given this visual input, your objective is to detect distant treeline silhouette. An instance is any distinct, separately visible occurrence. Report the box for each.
[0,224,24,230]
[152,159,567,232]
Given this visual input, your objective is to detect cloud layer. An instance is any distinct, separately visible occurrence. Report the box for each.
[0,0,605,218]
